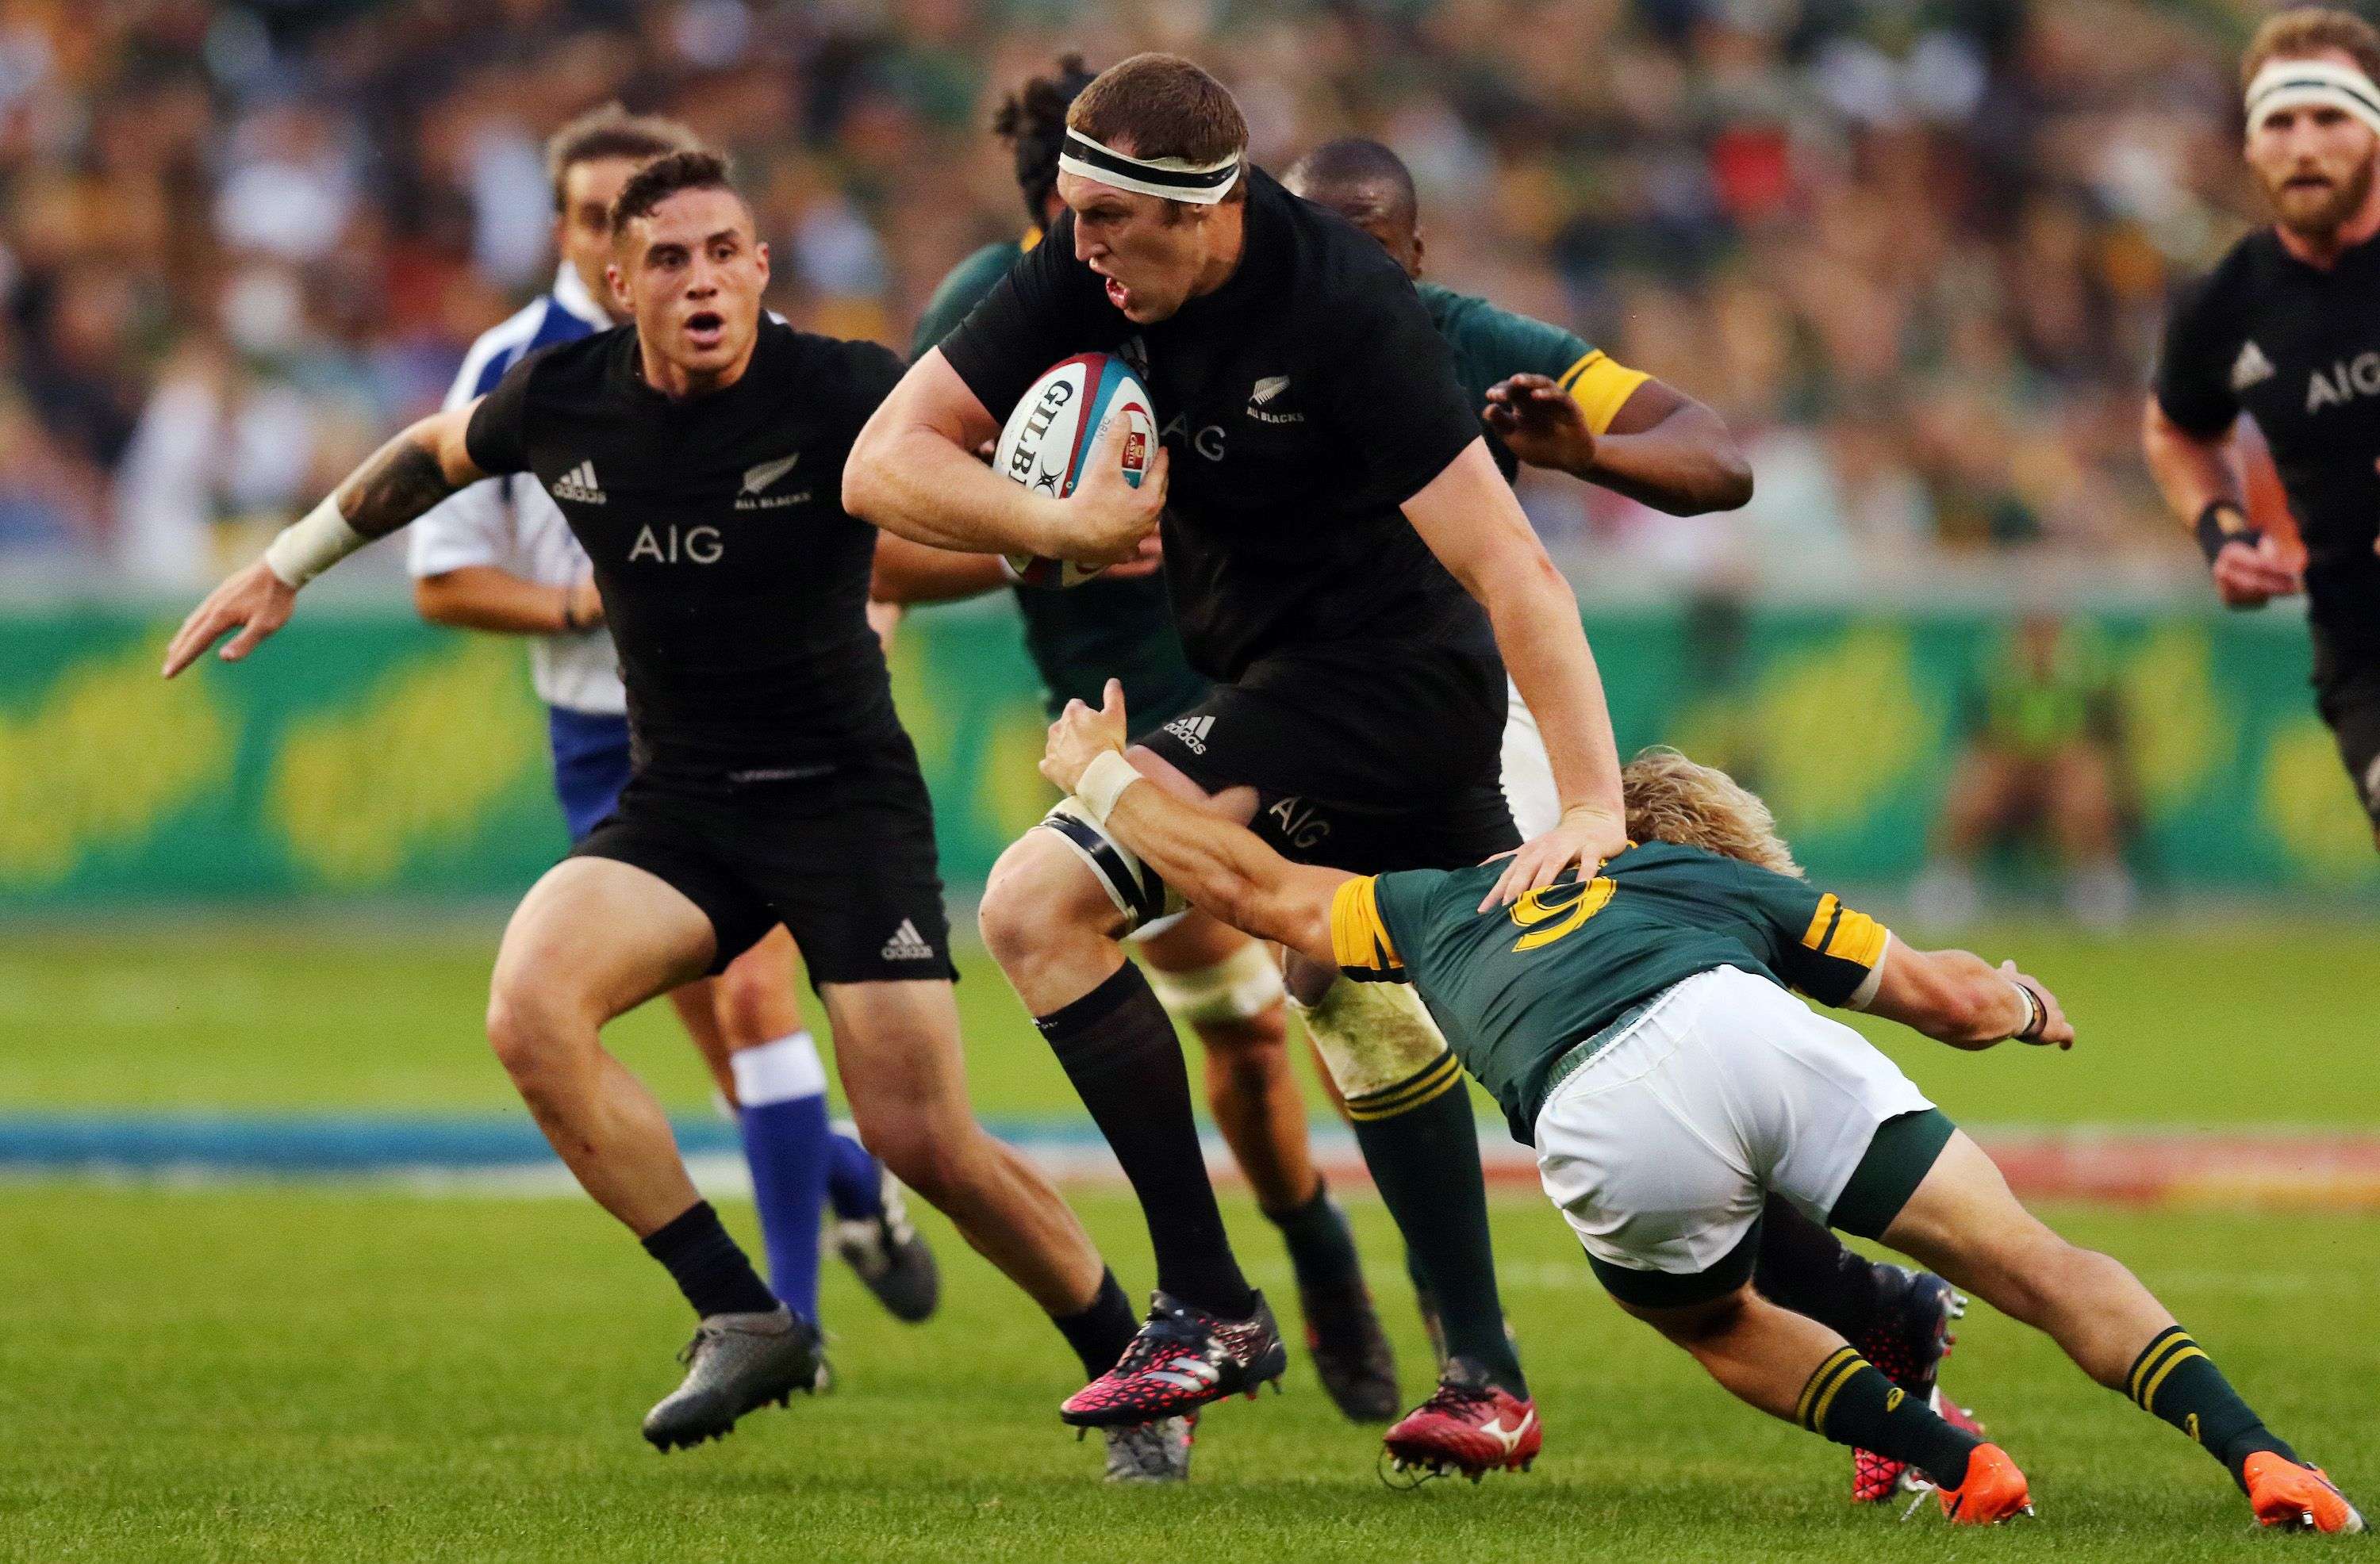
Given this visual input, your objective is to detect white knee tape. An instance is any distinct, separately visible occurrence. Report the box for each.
[1036,798,1187,933]
[1144,941,1285,1026]
[1292,974,1451,1100]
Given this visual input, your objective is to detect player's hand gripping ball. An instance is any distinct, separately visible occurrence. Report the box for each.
[996,352,1154,588]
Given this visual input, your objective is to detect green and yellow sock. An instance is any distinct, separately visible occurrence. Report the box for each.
[2124,1326,2296,1487]
[1795,1346,1980,1489]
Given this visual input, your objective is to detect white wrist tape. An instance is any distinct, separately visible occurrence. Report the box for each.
[1075,749,1143,828]
[2007,978,2043,1040]
[263,495,369,588]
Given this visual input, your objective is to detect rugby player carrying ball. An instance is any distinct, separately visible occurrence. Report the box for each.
[847,52,1628,1472]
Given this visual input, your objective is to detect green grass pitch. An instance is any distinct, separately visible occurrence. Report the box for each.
[1,916,2374,1558]
[1,1186,2370,1562]
[3,913,2377,1125]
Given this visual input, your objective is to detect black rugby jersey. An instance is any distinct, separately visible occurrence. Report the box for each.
[466,318,906,784]
[2155,228,2380,652]
[939,167,1495,684]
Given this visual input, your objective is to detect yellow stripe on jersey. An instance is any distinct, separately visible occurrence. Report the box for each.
[1019,224,1043,254]
[1824,907,1888,969]
[1801,894,1841,953]
[1558,350,1652,436]
[1330,876,1403,977]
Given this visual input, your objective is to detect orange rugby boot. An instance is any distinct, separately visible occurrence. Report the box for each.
[1935,1442,2033,1524]
[2244,1453,2365,1534]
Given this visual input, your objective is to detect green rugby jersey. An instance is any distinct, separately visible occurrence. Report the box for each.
[1330,841,1889,1142]
[1416,282,1647,480]
[910,234,1212,727]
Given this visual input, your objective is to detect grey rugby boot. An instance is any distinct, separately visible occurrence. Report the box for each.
[1102,1416,1195,1483]
[641,1305,824,1451]
[830,1164,941,1323]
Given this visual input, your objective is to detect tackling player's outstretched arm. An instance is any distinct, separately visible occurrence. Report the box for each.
[845,348,1165,565]
[1864,942,2073,1052]
[1038,680,1348,966]
[1487,374,1752,516]
[163,404,490,678]
[1403,439,1627,906]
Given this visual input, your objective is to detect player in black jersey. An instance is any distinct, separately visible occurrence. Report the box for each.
[846,54,1630,1462]
[880,56,1403,1428]
[2148,9,2380,850]
[161,151,1169,1478]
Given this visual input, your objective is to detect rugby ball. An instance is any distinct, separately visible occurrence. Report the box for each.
[994,352,1154,588]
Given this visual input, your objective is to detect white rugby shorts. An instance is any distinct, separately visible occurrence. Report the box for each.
[1533,965,1934,1287]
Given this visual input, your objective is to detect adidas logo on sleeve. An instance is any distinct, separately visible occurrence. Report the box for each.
[1162,714,1213,754]
[551,460,606,504]
[881,919,937,961]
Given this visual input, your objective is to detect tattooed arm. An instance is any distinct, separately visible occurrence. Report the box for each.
[163,404,490,678]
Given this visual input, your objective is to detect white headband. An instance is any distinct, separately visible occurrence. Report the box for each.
[2245,56,2380,139]
[1057,129,1242,205]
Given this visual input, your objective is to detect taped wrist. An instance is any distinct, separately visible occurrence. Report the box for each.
[2194,500,2261,566]
[1075,749,1142,827]
[263,495,370,588]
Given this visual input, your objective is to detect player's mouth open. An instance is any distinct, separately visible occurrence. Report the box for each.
[685,311,726,345]
[1103,275,1130,309]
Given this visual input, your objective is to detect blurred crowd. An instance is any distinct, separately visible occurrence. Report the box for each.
[0,0,2283,593]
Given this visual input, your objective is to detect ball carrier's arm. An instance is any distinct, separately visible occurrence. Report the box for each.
[845,348,1164,565]
[1403,438,1628,908]
[162,404,490,678]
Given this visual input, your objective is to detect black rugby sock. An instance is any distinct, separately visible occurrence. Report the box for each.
[1262,1178,1365,1296]
[642,1199,781,1320]
[2123,1326,2297,1487]
[1752,1194,1892,1340]
[1347,1060,1526,1397]
[1036,964,1257,1319]
[1797,1347,1980,1488]
[1053,1267,1140,1379]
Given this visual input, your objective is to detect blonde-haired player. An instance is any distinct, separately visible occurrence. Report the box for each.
[1039,680,2362,1531]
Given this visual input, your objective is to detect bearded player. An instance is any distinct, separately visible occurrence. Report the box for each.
[1282,136,1983,1503]
[2146,8,2380,850]
[163,151,1177,1481]
[850,52,1635,1474]
[1041,682,2363,1531]
[880,55,1400,1425]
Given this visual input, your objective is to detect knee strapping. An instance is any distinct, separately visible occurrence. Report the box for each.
[1145,941,1284,1025]
[1035,798,1187,934]
[1292,974,1453,1102]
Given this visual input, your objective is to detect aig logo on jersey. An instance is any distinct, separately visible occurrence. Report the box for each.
[2305,351,2380,413]
[735,451,810,510]
[628,524,723,565]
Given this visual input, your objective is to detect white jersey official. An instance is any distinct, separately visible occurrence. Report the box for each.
[408,263,624,715]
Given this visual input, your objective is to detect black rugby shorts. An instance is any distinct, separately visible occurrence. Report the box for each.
[1134,642,1519,875]
[571,737,958,984]
[2312,627,2380,830]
